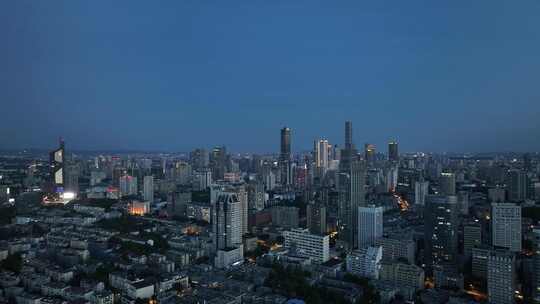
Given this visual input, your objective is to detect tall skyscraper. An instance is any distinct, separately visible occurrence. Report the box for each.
[456,191,469,215]
[425,195,458,268]
[279,127,292,185]
[314,139,330,179]
[388,141,399,162]
[119,175,138,197]
[143,175,154,202]
[172,161,192,185]
[65,163,79,194]
[414,180,429,205]
[212,192,242,250]
[338,160,367,249]
[49,138,65,193]
[523,153,532,172]
[463,222,482,259]
[212,192,244,269]
[280,127,292,160]
[508,169,527,202]
[364,143,376,166]
[384,165,398,192]
[532,229,540,302]
[193,168,212,191]
[247,181,265,213]
[439,172,456,196]
[491,202,522,252]
[210,146,227,181]
[307,202,327,235]
[345,121,353,149]
[190,148,209,170]
[340,121,357,172]
[234,184,249,236]
[488,249,516,304]
[358,205,383,247]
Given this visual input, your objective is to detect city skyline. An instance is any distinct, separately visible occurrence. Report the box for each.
[3,2,540,304]
[2,1,540,152]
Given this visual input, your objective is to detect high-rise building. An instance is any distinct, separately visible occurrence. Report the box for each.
[65,163,79,194]
[457,191,469,215]
[425,195,458,268]
[491,202,522,252]
[234,185,249,236]
[190,148,209,170]
[172,161,192,185]
[210,146,227,181]
[508,169,527,202]
[472,246,491,279]
[388,141,399,162]
[168,190,191,216]
[532,229,540,302]
[50,138,65,193]
[280,127,292,185]
[439,172,456,196]
[487,249,516,304]
[283,228,330,264]
[364,144,376,166]
[143,175,154,203]
[463,223,482,259]
[212,192,242,250]
[345,121,353,150]
[384,165,398,192]
[247,181,265,213]
[193,168,212,191]
[415,181,429,205]
[346,246,383,279]
[314,139,330,178]
[307,202,327,235]
[280,127,292,160]
[358,205,383,248]
[338,160,366,249]
[119,175,138,197]
[340,121,357,172]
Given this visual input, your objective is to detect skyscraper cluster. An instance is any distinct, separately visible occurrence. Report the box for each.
[3,120,539,304]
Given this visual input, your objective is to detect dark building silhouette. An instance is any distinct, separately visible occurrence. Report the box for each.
[49,138,65,193]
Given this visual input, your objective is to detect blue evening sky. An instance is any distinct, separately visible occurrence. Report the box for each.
[1,1,539,153]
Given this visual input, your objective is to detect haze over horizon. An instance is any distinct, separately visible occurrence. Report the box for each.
[2,1,540,153]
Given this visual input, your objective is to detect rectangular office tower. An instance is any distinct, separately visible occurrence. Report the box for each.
[279,127,292,185]
[314,139,330,179]
[491,202,522,252]
[143,175,154,203]
[212,192,242,250]
[388,141,399,162]
[425,195,458,268]
[414,181,429,206]
[439,172,456,196]
[488,249,516,304]
[307,202,327,235]
[338,160,366,249]
[358,205,383,248]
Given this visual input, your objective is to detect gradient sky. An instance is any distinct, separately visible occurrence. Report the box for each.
[1,1,540,153]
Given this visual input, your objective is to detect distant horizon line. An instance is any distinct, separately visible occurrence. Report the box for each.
[0,147,538,157]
